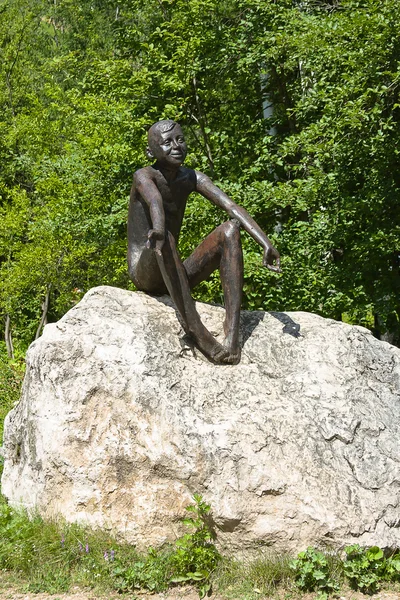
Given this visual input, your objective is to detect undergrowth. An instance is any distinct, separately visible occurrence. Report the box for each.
[343,544,400,594]
[290,545,400,598]
[0,490,400,599]
[214,552,293,598]
[112,494,220,598]
[0,493,221,598]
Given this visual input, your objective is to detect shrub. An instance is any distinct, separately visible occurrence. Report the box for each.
[290,546,340,597]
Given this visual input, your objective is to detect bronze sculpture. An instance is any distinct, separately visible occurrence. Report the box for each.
[127,120,280,364]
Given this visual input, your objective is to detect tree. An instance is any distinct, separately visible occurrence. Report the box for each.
[1,0,399,349]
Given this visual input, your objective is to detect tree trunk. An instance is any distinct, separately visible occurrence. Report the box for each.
[5,314,14,359]
[35,285,51,340]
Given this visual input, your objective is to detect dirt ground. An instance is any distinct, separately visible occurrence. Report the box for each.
[0,592,398,600]
[0,589,197,600]
[0,573,200,600]
[0,592,399,600]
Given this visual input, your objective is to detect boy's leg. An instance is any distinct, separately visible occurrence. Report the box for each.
[183,220,243,362]
[128,246,168,294]
[156,232,231,363]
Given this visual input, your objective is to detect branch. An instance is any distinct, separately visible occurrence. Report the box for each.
[192,76,215,175]
[5,20,29,117]
[156,0,169,19]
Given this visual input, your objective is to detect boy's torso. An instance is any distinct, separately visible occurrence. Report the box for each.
[129,165,197,245]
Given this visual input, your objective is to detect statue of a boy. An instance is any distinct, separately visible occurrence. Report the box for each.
[128,120,280,364]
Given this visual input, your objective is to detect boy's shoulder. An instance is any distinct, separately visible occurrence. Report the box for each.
[133,165,197,190]
[133,165,154,184]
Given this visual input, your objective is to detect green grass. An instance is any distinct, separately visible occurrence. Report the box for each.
[0,494,304,598]
[213,553,294,599]
[0,496,134,594]
[0,494,220,596]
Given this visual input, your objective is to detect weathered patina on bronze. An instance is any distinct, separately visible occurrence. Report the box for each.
[127,120,280,364]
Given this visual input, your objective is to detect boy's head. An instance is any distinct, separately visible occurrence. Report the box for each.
[146,120,187,167]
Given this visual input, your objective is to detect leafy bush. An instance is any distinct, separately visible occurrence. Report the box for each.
[290,547,340,597]
[113,493,220,598]
[343,544,400,594]
[112,547,172,593]
[385,552,400,582]
[168,493,220,597]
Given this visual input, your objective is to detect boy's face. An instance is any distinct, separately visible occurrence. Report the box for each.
[147,124,187,167]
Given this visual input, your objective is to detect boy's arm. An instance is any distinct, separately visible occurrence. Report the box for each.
[133,170,165,250]
[195,171,281,272]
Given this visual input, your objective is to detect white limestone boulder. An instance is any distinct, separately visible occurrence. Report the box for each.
[2,286,400,553]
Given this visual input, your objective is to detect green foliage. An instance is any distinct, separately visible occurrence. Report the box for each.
[236,0,400,338]
[291,545,400,598]
[1,0,400,348]
[168,493,220,597]
[385,552,400,582]
[112,547,171,593]
[290,547,340,597]
[343,544,400,594]
[0,496,120,593]
[344,544,384,593]
[0,343,24,445]
[112,494,220,598]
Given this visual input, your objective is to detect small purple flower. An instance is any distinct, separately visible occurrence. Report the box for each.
[61,535,65,547]
[85,543,89,553]
[78,542,83,552]
[110,550,115,561]
[104,551,109,561]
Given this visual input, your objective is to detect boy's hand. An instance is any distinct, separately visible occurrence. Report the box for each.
[263,245,281,273]
[146,229,165,253]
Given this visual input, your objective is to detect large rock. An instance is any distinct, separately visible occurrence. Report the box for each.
[2,286,400,553]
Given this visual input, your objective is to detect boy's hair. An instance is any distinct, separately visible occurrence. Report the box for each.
[148,120,178,143]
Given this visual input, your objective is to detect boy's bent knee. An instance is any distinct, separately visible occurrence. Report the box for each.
[223,219,241,239]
